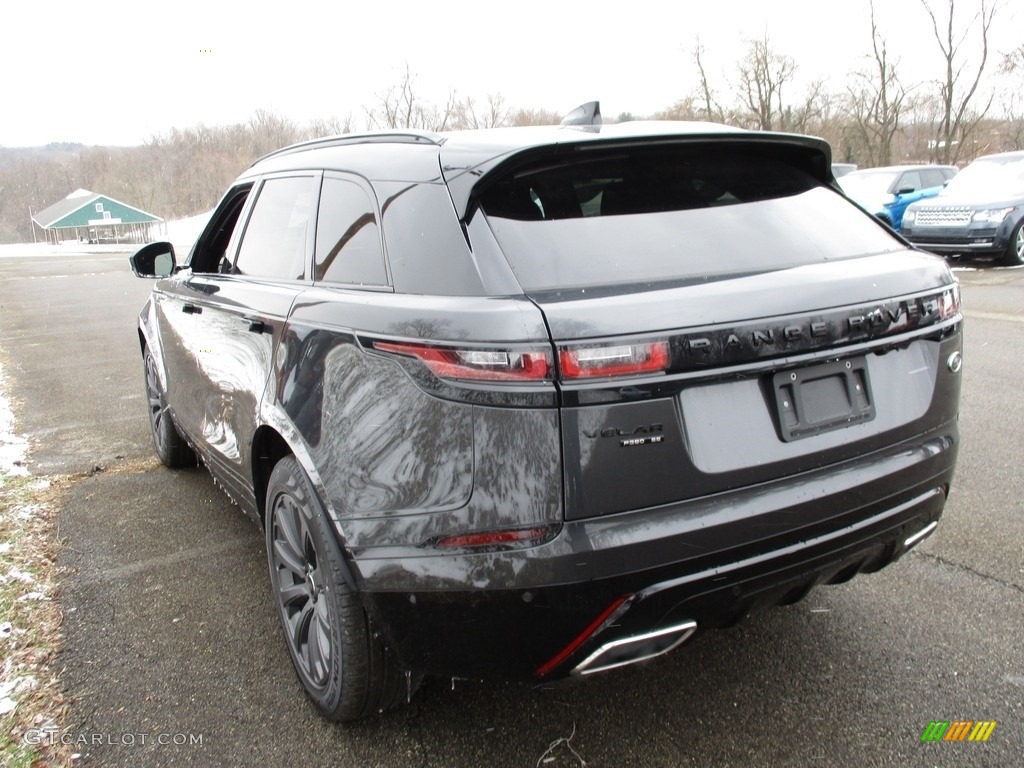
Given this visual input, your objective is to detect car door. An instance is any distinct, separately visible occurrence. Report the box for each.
[173,172,321,509]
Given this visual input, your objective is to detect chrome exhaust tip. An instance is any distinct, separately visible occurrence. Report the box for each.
[572,620,697,676]
[904,521,938,552]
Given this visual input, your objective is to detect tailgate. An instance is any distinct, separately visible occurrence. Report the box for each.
[532,256,961,520]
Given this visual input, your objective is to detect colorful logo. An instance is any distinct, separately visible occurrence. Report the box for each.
[920,721,996,742]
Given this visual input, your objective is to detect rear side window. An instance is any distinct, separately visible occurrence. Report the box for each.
[314,177,387,286]
[478,144,904,291]
[897,171,922,191]
[234,175,319,280]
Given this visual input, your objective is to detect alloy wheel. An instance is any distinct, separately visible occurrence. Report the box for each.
[145,352,169,454]
[269,489,333,688]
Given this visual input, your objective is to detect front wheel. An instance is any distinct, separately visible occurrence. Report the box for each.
[143,346,195,468]
[1002,219,1024,267]
[265,456,415,721]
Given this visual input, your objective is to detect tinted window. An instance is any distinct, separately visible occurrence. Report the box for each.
[479,146,905,291]
[234,176,318,280]
[314,178,387,286]
[378,181,485,296]
[897,171,922,191]
[921,169,946,188]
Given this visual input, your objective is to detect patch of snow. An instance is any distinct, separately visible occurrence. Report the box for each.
[166,210,212,255]
[12,504,42,521]
[0,675,37,715]
[0,242,133,257]
[2,568,36,585]
[0,361,29,479]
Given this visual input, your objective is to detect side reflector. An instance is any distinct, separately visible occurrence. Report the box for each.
[559,341,670,379]
[373,340,551,382]
[435,526,553,549]
[534,594,633,678]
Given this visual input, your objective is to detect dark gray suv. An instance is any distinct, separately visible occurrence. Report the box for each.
[130,115,962,721]
[901,150,1024,266]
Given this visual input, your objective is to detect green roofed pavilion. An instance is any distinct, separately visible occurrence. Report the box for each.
[31,189,164,244]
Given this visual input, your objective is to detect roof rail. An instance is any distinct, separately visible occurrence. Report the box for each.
[251,130,443,167]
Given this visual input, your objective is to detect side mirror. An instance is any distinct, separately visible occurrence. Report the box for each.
[130,242,177,278]
[895,187,916,195]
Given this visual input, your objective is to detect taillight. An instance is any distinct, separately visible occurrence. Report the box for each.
[559,341,670,379]
[373,338,673,383]
[372,340,552,382]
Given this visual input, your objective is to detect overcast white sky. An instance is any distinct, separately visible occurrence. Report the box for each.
[1,0,1017,147]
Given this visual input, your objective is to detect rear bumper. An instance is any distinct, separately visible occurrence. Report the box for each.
[357,424,957,679]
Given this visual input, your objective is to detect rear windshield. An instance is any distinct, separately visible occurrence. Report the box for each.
[477,145,904,291]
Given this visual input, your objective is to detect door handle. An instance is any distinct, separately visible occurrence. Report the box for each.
[246,317,272,334]
[182,303,202,315]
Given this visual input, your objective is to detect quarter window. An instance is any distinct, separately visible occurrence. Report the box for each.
[234,176,318,280]
[314,178,387,286]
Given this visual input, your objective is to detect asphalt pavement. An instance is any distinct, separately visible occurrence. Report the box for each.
[0,251,1021,767]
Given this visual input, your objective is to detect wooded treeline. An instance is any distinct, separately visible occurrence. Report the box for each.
[1,0,1021,244]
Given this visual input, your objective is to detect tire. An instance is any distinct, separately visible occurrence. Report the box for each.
[1002,219,1024,267]
[143,346,195,468]
[265,456,415,721]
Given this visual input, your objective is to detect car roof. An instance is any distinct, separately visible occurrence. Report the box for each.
[244,120,835,217]
[844,164,957,175]
[971,150,1024,162]
[250,121,746,164]
[249,121,828,172]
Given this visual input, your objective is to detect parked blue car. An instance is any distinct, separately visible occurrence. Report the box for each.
[838,165,957,230]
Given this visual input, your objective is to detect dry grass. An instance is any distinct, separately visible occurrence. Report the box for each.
[0,472,72,767]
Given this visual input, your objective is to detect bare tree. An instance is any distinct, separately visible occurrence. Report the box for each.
[248,109,300,157]
[1002,44,1024,73]
[693,38,722,121]
[304,115,354,139]
[366,62,457,131]
[918,0,998,163]
[451,93,510,130]
[507,107,563,127]
[847,0,910,165]
[995,45,1024,150]
[654,97,701,121]
[735,35,797,130]
[783,79,834,134]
